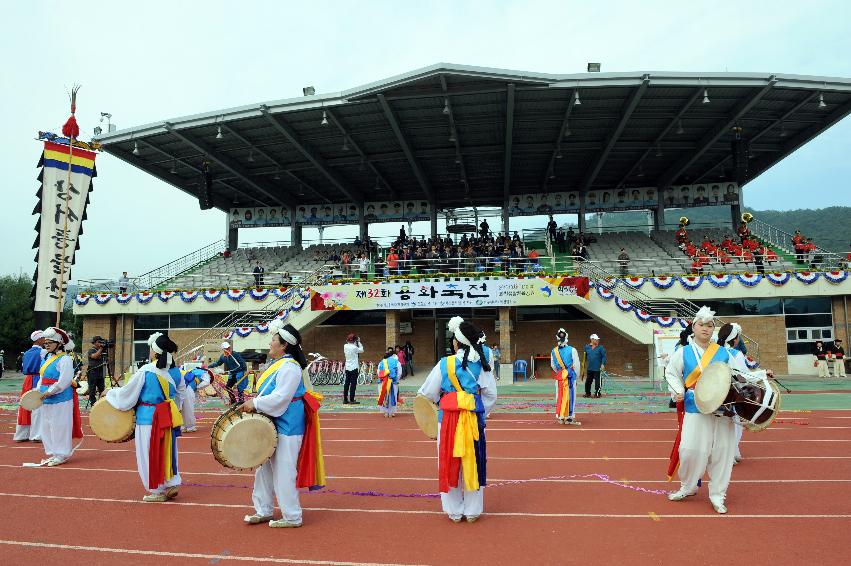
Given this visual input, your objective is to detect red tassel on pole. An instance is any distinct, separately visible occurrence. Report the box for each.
[62,85,81,139]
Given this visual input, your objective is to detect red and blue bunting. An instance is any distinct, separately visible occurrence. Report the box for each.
[180,290,199,303]
[678,318,689,328]
[634,308,652,322]
[249,288,270,300]
[291,296,306,311]
[597,277,617,290]
[595,285,615,300]
[823,271,847,284]
[136,292,154,304]
[744,356,760,370]
[274,308,290,322]
[256,322,270,333]
[678,276,703,290]
[222,330,234,341]
[272,287,292,299]
[158,290,176,302]
[615,297,632,312]
[235,327,253,338]
[766,272,791,286]
[654,316,676,328]
[793,271,820,285]
[736,273,762,287]
[115,292,133,305]
[651,276,675,289]
[707,274,732,288]
[94,293,112,305]
[227,289,247,301]
[622,277,645,289]
[203,289,222,302]
[74,293,90,306]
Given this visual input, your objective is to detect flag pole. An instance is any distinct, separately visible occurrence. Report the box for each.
[55,85,81,326]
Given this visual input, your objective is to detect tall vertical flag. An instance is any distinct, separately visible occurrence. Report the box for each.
[32,137,97,317]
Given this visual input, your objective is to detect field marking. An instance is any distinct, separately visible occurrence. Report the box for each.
[0,539,428,566]
[0,492,849,519]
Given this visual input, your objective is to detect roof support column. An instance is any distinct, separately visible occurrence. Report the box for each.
[730,201,742,232]
[291,223,303,250]
[225,215,238,251]
[358,205,367,241]
[578,195,587,233]
[502,203,509,235]
[430,208,438,239]
[653,190,665,231]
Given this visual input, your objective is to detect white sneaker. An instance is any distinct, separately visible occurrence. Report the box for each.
[711,500,728,514]
[46,457,67,467]
[244,514,274,524]
[269,519,302,528]
[668,489,697,501]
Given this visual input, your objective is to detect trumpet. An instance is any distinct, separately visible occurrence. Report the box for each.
[741,212,754,224]
[679,216,690,227]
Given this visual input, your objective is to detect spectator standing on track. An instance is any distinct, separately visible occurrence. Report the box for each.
[583,334,607,398]
[830,339,846,378]
[86,336,108,407]
[617,248,630,277]
[396,345,407,378]
[343,334,363,404]
[813,340,830,378]
[403,340,415,376]
[492,343,501,379]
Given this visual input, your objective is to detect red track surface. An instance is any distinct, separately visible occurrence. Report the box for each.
[1,409,849,565]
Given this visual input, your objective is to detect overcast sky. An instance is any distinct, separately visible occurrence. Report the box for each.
[3,0,850,280]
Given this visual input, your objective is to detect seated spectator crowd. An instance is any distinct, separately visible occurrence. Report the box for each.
[675,223,777,275]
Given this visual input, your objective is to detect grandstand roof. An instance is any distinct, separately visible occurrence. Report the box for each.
[96,63,851,211]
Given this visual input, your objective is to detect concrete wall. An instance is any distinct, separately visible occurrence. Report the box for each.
[720,314,788,374]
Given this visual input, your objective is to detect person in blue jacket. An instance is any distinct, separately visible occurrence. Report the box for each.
[209,342,248,403]
[583,333,607,398]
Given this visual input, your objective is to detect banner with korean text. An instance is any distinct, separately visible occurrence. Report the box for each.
[310,277,590,310]
[33,140,97,312]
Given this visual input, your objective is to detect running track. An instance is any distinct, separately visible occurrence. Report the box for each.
[1,408,849,565]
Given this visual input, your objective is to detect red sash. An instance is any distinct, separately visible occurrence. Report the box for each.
[17,375,37,426]
[296,393,326,490]
[40,377,83,439]
[438,392,463,492]
[142,401,174,490]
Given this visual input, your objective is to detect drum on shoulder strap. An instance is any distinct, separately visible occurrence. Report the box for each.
[413,395,438,439]
[693,362,781,432]
[89,398,135,443]
[210,406,278,469]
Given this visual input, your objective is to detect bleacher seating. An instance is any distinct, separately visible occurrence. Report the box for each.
[164,244,353,289]
[651,229,796,272]
[585,232,689,275]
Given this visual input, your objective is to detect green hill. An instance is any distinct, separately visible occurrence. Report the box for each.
[569,206,851,253]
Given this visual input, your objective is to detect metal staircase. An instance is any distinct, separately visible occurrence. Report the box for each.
[576,260,760,360]
[176,264,333,360]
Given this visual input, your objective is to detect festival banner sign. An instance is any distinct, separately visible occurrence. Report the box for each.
[310,276,590,310]
[33,139,97,312]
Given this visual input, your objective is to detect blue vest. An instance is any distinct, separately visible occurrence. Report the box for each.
[38,353,73,404]
[256,357,306,436]
[682,344,730,413]
[436,345,490,422]
[379,356,400,382]
[184,368,206,390]
[551,345,576,380]
[23,346,43,384]
[135,371,178,425]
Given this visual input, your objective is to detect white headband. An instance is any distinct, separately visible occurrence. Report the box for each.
[148,332,164,354]
[30,330,44,342]
[692,306,716,324]
[447,316,471,347]
[726,323,741,345]
[269,320,298,346]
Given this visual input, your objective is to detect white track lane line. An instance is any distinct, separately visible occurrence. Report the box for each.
[0,539,428,566]
[0,492,849,519]
[2,464,850,484]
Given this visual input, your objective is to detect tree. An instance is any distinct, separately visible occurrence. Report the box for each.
[0,274,36,357]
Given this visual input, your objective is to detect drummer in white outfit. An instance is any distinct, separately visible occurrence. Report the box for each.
[35,327,80,467]
[179,366,211,433]
[241,321,309,528]
[105,333,185,502]
[665,307,748,514]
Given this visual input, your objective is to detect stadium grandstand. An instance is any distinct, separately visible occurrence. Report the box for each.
[72,63,851,380]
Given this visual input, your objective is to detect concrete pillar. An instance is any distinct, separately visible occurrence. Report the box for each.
[227,227,238,251]
[653,188,665,231]
[291,223,303,249]
[730,201,742,232]
[502,203,509,235]
[358,205,367,241]
[386,310,400,351]
[318,226,324,244]
[498,306,513,379]
[430,206,438,239]
[578,194,587,233]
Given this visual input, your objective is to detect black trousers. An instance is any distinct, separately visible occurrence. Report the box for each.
[344,369,359,402]
[88,375,105,406]
[585,370,601,395]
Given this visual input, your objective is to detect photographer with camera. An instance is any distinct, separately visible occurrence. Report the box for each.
[343,333,364,404]
[86,336,110,407]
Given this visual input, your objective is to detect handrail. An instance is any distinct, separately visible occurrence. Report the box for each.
[175,262,333,360]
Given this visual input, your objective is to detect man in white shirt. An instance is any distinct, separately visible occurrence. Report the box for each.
[343,334,364,404]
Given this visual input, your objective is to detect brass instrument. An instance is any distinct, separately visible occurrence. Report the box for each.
[741,212,754,224]
[678,216,690,228]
